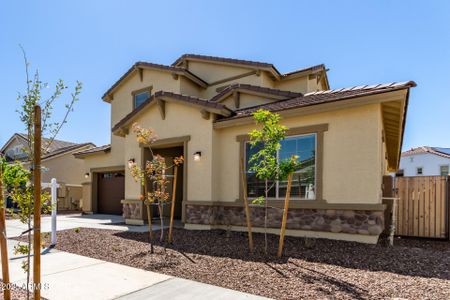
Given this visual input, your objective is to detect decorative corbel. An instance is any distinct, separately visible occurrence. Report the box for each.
[233,91,240,109]
[200,109,210,120]
[255,69,261,76]
[156,98,166,120]
[138,67,143,82]
[171,73,179,80]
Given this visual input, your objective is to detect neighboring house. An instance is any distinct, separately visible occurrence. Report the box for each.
[398,146,450,177]
[1,133,95,185]
[75,54,415,244]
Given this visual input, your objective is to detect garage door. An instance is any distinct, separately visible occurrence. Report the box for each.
[97,171,125,215]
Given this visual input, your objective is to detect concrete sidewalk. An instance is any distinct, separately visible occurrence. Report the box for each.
[2,240,268,300]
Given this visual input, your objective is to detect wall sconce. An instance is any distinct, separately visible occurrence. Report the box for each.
[84,173,90,179]
[193,151,202,161]
[128,158,135,168]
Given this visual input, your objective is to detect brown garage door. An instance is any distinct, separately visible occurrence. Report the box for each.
[97,171,125,215]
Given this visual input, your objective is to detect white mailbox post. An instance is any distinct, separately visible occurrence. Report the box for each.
[42,178,60,246]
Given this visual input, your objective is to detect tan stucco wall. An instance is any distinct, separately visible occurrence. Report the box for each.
[214,103,383,205]
[221,93,276,110]
[110,69,181,126]
[274,77,309,94]
[40,147,93,185]
[179,76,202,98]
[123,101,215,201]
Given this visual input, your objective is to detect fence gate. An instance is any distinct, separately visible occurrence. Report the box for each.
[394,176,448,239]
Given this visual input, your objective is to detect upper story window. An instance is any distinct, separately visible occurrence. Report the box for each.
[245,133,316,200]
[132,86,152,109]
[440,165,449,176]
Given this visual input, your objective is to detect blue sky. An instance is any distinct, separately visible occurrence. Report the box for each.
[1,1,449,150]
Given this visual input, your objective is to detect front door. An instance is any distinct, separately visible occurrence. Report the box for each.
[150,146,184,220]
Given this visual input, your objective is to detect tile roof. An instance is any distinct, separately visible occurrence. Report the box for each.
[16,133,80,154]
[217,81,416,122]
[111,91,233,134]
[2,133,95,161]
[402,146,450,159]
[73,144,111,157]
[172,54,326,78]
[41,143,95,160]
[281,64,326,77]
[172,54,276,70]
[210,84,303,102]
[102,62,207,101]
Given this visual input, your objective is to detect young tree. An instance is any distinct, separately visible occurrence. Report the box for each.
[128,123,183,253]
[1,48,82,299]
[247,109,300,254]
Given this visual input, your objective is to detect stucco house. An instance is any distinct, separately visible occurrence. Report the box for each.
[398,146,450,176]
[75,54,415,243]
[1,133,95,209]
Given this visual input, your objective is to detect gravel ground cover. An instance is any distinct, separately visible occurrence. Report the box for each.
[17,228,450,299]
[0,281,46,300]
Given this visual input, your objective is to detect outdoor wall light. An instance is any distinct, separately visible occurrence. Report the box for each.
[84,173,90,179]
[193,151,202,161]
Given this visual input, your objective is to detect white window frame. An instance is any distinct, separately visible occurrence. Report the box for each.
[439,165,449,176]
[244,133,317,200]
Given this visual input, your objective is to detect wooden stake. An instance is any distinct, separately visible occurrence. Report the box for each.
[33,105,42,299]
[168,165,178,244]
[240,158,254,253]
[277,173,293,257]
[0,166,11,300]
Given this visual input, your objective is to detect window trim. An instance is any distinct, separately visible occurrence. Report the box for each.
[244,133,317,200]
[416,166,423,175]
[439,165,449,176]
[132,86,153,109]
[237,123,328,203]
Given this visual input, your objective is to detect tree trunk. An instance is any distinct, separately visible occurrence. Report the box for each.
[0,169,11,300]
[144,180,154,253]
[33,105,42,300]
[240,158,254,253]
[264,179,268,255]
[168,166,178,244]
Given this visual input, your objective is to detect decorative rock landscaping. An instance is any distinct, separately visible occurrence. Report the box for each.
[26,227,450,300]
[186,205,384,235]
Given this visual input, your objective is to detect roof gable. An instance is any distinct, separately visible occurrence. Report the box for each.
[402,146,450,159]
[112,91,233,136]
[102,62,208,102]
[211,84,302,102]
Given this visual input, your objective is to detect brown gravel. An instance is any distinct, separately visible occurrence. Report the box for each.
[0,280,46,300]
[17,228,450,300]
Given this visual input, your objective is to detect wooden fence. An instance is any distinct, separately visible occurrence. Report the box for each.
[394,176,448,239]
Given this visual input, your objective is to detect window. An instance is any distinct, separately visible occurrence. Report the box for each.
[416,167,423,175]
[134,90,150,109]
[440,165,449,176]
[245,133,316,200]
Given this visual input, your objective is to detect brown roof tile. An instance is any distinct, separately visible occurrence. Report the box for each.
[102,62,207,101]
[210,84,303,103]
[216,81,416,122]
[74,144,111,158]
[111,91,233,133]
[402,146,450,159]
[172,54,277,70]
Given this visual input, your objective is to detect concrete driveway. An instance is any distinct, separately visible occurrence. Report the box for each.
[6,213,150,238]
